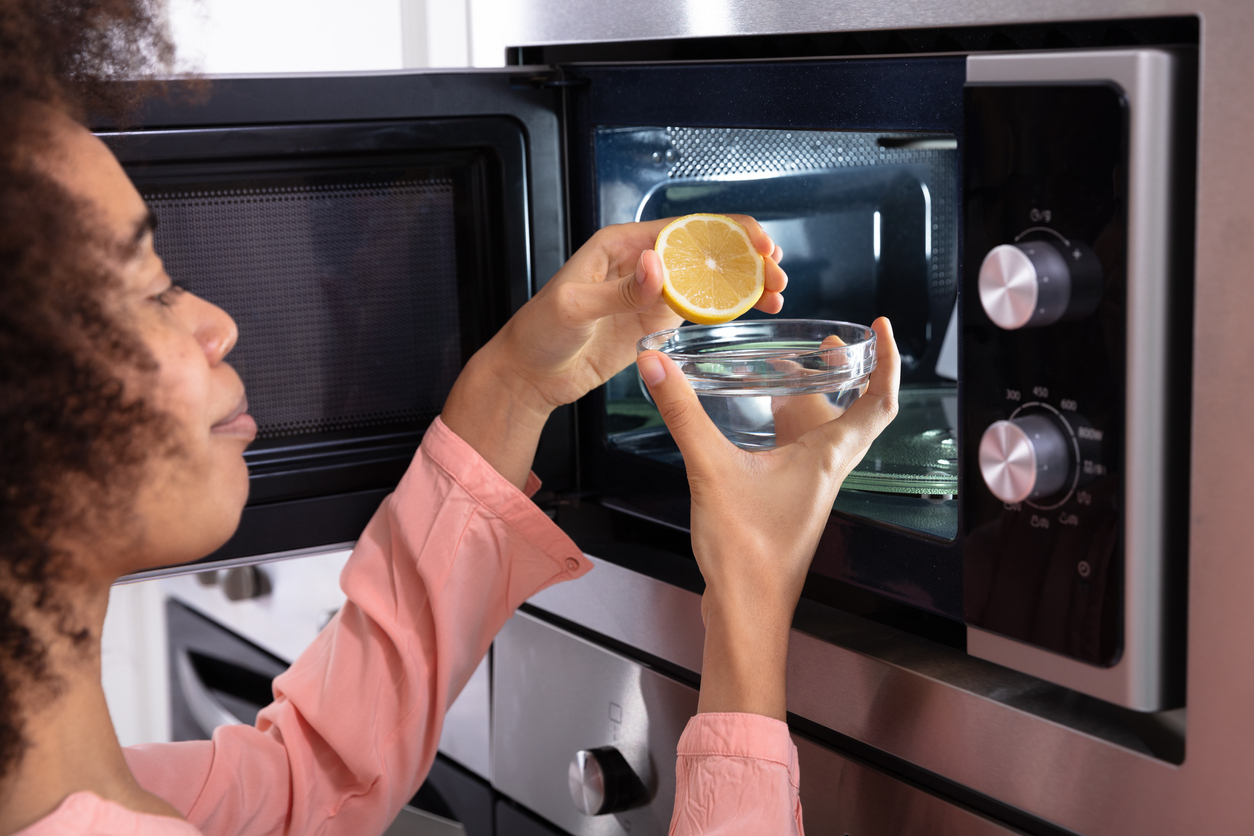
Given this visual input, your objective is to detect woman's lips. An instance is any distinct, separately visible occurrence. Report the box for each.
[212,396,257,439]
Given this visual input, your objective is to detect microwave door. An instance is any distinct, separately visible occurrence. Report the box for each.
[101,69,567,580]
[558,58,968,623]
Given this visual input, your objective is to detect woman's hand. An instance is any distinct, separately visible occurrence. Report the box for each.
[442,217,786,488]
[636,317,900,719]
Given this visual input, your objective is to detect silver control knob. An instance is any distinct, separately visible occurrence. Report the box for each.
[978,240,1102,330]
[221,565,271,601]
[979,415,1073,503]
[568,747,646,816]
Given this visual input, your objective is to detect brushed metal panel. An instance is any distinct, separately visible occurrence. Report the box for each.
[438,653,493,781]
[794,736,1019,836]
[527,554,706,672]
[493,611,697,836]
[965,49,1180,711]
[528,554,1195,833]
[496,609,1022,835]
[478,0,1193,60]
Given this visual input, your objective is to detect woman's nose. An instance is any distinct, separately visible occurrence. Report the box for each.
[191,294,239,365]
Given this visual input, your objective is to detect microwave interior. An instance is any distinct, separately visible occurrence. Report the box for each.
[565,58,968,622]
[597,125,960,543]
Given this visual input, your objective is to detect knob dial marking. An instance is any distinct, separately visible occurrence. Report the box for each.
[979,406,1080,507]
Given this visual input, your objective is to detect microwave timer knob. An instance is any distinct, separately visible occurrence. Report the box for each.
[568,746,647,816]
[978,240,1103,330]
[979,415,1073,504]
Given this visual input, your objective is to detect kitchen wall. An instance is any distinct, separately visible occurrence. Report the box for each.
[101,581,170,746]
[167,0,404,73]
[166,0,481,72]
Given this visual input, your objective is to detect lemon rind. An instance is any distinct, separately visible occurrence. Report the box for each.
[655,214,765,325]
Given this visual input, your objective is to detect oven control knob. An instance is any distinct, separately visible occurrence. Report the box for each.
[221,565,272,601]
[979,415,1073,503]
[568,747,646,816]
[978,241,1102,330]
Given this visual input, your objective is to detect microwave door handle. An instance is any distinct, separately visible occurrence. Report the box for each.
[176,649,245,735]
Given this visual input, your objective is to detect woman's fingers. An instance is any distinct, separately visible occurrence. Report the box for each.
[561,248,667,323]
[557,216,783,326]
[863,317,902,404]
[637,350,729,469]
[724,214,777,258]
[798,317,901,467]
[753,291,785,315]
[763,253,788,294]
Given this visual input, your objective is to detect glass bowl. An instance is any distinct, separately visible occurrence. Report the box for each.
[636,319,877,450]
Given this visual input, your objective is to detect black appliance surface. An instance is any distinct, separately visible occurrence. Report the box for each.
[102,72,565,568]
[962,85,1127,665]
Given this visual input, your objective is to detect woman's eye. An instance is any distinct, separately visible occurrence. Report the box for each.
[154,284,185,307]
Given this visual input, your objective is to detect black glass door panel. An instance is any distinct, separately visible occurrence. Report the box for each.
[564,58,966,620]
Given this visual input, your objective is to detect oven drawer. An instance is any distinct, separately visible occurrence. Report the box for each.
[493,612,694,835]
[493,612,1020,836]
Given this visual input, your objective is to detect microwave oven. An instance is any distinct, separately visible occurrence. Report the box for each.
[106,28,1195,712]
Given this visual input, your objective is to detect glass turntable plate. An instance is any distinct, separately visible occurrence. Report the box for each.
[842,385,958,498]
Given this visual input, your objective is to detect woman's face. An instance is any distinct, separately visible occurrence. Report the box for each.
[38,106,255,576]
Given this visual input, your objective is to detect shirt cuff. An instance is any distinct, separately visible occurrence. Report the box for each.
[418,416,591,581]
[678,713,798,775]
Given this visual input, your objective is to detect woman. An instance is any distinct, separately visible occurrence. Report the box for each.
[0,2,899,834]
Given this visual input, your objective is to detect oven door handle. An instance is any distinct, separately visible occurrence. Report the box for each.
[176,649,245,734]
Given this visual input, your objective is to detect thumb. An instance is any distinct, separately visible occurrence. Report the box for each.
[579,249,665,321]
[799,316,901,465]
[636,350,730,468]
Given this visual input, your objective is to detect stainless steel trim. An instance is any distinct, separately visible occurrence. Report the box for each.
[793,736,1020,835]
[115,541,357,585]
[383,805,466,836]
[175,649,244,735]
[527,554,1195,833]
[438,653,493,780]
[966,49,1178,711]
[493,611,696,836]
[498,607,1027,834]
[527,553,706,672]
[491,1,1194,54]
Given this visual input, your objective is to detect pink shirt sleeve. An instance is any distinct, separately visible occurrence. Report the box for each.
[670,713,804,836]
[121,416,805,836]
[125,416,591,836]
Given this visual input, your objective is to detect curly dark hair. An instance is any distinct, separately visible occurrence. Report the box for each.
[0,0,177,781]
[1,0,174,118]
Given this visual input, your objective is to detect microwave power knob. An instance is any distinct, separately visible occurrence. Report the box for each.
[977,241,1103,330]
[568,747,647,816]
[979,415,1073,504]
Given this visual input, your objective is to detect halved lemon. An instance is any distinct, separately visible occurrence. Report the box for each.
[655,214,765,324]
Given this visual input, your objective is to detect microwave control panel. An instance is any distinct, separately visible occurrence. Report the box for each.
[961,83,1127,669]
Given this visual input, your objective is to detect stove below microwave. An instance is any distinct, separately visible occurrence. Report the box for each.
[108,33,1195,712]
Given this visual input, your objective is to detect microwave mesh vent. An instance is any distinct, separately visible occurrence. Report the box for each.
[659,126,959,306]
[666,128,947,179]
[147,177,461,440]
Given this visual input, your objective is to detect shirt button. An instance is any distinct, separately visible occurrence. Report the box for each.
[565,557,580,572]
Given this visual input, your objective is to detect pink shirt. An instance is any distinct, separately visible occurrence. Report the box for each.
[20,418,802,836]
